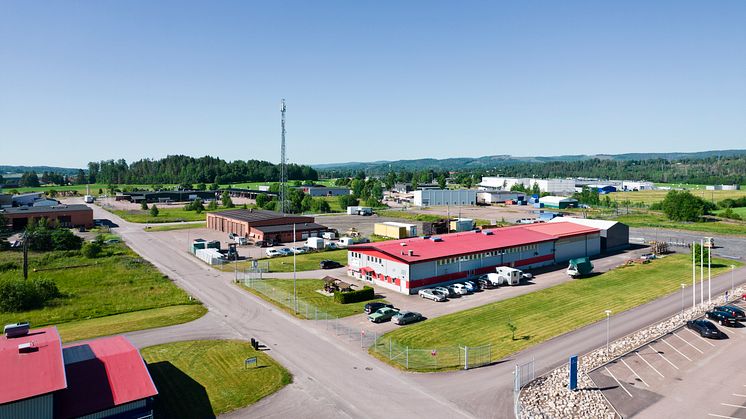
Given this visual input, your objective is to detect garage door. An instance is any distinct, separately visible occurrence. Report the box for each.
[301,232,309,239]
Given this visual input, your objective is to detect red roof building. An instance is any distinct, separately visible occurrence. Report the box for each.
[0,327,157,419]
[347,221,605,294]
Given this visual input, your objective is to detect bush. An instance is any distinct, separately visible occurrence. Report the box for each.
[82,241,103,258]
[660,190,715,222]
[150,205,159,217]
[51,229,83,250]
[338,194,359,209]
[0,278,60,312]
[0,261,19,272]
[333,286,375,304]
[141,201,149,210]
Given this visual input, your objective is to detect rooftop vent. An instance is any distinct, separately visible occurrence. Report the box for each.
[400,242,407,247]
[4,322,30,338]
[422,236,430,240]
[18,342,36,353]
[481,230,494,235]
[408,250,414,256]
[430,237,443,242]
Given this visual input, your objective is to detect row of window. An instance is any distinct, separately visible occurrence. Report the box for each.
[350,252,382,264]
[436,245,538,265]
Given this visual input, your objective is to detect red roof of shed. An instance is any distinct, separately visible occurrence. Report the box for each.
[0,327,66,404]
[349,221,600,264]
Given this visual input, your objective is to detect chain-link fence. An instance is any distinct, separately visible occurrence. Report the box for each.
[371,338,493,371]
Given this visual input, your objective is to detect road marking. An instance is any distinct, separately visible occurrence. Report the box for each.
[648,343,679,370]
[709,414,741,419]
[673,332,704,354]
[621,358,649,387]
[721,403,746,409]
[635,351,664,378]
[605,366,633,398]
[661,339,693,361]
[685,328,717,347]
[733,394,746,397]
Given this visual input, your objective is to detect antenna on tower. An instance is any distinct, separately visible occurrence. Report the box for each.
[279,99,287,214]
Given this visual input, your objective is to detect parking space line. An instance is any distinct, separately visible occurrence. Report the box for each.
[721,403,746,409]
[661,339,693,361]
[621,358,649,387]
[648,343,679,370]
[709,414,741,419]
[604,366,633,398]
[635,351,664,378]
[733,394,746,397]
[686,328,717,347]
[673,332,705,354]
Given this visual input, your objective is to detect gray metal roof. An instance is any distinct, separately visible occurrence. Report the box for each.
[0,204,92,215]
[253,222,327,233]
[210,209,312,223]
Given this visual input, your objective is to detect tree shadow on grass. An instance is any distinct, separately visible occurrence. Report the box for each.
[147,361,215,419]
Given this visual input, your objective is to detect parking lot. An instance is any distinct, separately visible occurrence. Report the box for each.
[590,301,746,418]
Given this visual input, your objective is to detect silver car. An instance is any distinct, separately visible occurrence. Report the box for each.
[418,288,447,302]
[434,286,457,298]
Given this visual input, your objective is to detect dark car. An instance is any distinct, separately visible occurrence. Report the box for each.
[320,260,342,269]
[714,305,746,320]
[255,240,272,248]
[705,310,739,327]
[687,319,723,338]
[364,302,394,315]
[477,278,495,289]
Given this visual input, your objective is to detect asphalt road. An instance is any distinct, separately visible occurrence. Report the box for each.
[86,201,746,418]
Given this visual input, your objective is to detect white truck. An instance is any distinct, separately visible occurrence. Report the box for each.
[83,195,95,204]
[483,267,523,286]
[322,231,337,240]
[306,237,325,250]
[338,236,371,248]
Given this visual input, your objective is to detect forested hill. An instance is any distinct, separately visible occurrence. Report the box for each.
[314,149,746,174]
[0,165,81,175]
[87,155,317,184]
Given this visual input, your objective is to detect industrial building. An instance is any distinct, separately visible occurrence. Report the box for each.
[476,191,525,205]
[206,209,327,243]
[706,184,740,191]
[116,190,217,203]
[538,196,578,209]
[480,177,576,195]
[0,326,157,419]
[348,221,603,294]
[10,192,44,207]
[298,186,351,197]
[0,204,94,230]
[413,189,477,206]
[374,222,417,239]
[549,217,629,252]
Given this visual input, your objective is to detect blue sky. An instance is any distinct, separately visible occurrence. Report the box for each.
[1,1,744,168]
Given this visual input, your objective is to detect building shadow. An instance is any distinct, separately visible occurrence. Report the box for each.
[147,361,215,419]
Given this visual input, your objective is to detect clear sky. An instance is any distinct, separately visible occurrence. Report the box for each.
[1,1,744,168]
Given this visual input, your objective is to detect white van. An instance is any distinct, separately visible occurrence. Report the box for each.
[306,237,325,250]
[488,267,523,286]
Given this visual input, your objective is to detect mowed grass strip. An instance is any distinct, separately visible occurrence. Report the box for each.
[615,212,746,235]
[216,249,348,273]
[109,207,214,223]
[609,189,746,206]
[378,254,741,369]
[241,278,386,318]
[145,222,206,232]
[0,244,203,340]
[141,340,292,417]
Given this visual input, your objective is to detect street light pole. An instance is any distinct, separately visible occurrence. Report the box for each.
[732,265,736,298]
[692,241,696,309]
[708,244,711,304]
[605,310,612,355]
[680,284,685,315]
[700,239,704,306]
[293,222,297,314]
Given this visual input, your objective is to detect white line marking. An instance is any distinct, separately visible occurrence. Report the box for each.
[635,351,664,378]
[709,414,740,419]
[686,328,717,347]
[673,332,705,354]
[605,366,633,398]
[648,343,679,370]
[732,394,746,397]
[721,403,746,409]
[662,339,693,361]
[621,358,650,387]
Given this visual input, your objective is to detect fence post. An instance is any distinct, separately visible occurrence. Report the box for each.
[406,347,409,369]
[315,307,318,320]
[464,346,469,370]
[389,338,392,359]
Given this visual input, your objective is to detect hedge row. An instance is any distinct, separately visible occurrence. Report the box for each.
[334,286,375,304]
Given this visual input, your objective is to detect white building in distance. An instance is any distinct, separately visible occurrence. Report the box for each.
[480,177,576,195]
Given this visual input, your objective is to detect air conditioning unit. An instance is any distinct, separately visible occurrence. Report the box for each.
[18,342,36,353]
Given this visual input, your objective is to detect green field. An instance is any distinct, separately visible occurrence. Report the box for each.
[608,189,746,206]
[377,209,444,223]
[109,207,217,223]
[217,249,348,273]
[145,222,206,232]
[241,278,386,318]
[1,183,166,195]
[614,212,746,235]
[141,340,292,417]
[715,207,746,218]
[0,244,204,342]
[375,254,741,371]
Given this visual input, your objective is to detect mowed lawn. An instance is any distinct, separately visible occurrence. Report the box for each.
[241,278,386,318]
[608,189,746,206]
[0,245,205,342]
[715,207,746,218]
[141,340,292,418]
[615,212,746,235]
[110,207,216,223]
[377,254,741,369]
[216,249,348,273]
[145,222,206,232]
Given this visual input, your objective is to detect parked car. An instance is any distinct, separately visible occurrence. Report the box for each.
[255,240,272,248]
[705,310,739,326]
[277,247,293,256]
[477,278,495,289]
[418,289,447,302]
[393,311,423,325]
[228,233,237,240]
[521,272,533,280]
[326,242,338,250]
[686,319,723,338]
[368,307,400,323]
[434,286,458,297]
[464,281,481,292]
[266,248,282,257]
[450,283,469,295]
[320,260,342,269]
[478,274,498,288]
[364,302,394,315]
[291,246,309,254]
[714,305,746,320]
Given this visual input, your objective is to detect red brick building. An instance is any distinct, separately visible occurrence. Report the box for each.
[1,204,94,230]
[206,209,327,243]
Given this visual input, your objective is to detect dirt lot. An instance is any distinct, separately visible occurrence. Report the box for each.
[405,204,549,224]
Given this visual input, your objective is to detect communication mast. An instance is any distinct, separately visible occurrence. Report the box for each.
[279,99,287,214]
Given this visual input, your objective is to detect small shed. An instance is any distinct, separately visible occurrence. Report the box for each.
[539,196,578,209]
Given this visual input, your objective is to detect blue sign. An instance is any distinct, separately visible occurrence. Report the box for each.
[569,355,578,390]
[245,357,257,368]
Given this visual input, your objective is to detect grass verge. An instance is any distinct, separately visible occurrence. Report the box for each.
[608,189,746,206]
[377,209,445,223]
[216,249,348,273]
[145,222,206,232]
[614,212,746,235]
[141,340,292,417]
[374,254,742,371]
[240,278,386,318]
[109,207,216,223]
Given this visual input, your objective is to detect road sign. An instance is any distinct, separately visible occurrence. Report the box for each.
[431,350,437,357]
[568,355,578,390]
[245,357,257,368]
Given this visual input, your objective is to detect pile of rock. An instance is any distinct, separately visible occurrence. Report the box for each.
[518,286,745,418]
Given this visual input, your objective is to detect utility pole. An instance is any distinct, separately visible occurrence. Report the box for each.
[700,239,704,306]
[22,233,29,280]
[293,223,297,314]
[708,243,711,304]
[279,99,288,214]
[692,241,696,309]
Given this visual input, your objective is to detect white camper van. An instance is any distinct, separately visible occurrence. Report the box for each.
[483,267,523,286]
